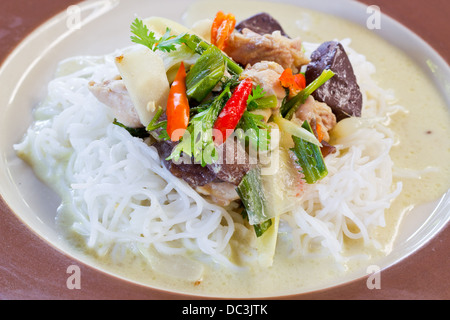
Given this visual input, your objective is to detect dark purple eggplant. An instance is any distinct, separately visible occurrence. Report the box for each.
[235,12,289,37]
[305,41,363,121]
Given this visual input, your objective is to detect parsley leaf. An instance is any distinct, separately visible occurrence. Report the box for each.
[130,18,186,53]
[247,85,266,104]
[247,85,276,111]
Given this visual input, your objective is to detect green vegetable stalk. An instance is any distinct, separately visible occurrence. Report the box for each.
[181,33,243,76]
[281,69,335,120]
[185,46,225,102]
[291,121,328,184]
[236,167,273,237]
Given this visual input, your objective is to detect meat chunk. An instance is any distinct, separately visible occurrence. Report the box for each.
[240,61,286,108]
[153,138,253,188]
[294,96,336,142]
[224,28,310,73]
[235,12,289,37]
[305,41,363,121]
[207,141,254,185]
[153,140,216,187]
[89,77,142,128]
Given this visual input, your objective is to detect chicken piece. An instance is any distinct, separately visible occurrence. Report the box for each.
[294,96,336,142]
[240,61,286,108]
[196,182,240,206]
[224,28,310,73]
[89,77,142,128]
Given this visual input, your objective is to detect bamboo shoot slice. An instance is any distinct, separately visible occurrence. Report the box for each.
[115,48,169,127]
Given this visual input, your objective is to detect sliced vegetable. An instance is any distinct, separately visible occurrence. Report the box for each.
[236,111,271,151]
[146,106,169,141]
[254,218,273,238]
[142,16,195,39]
[279,68,306,95]
[237,147,303,239]
[185,46,225,102]
[211,11,236,51]
[291,120,328,184]
[246,85,277,111]
[129,18,243,76]
[113,119,149,139]
[315,122,324,143]
[273,115,321,147]
[281,69,335,120]
[181,33,243,76]
[115,48,170,127]
[247,95,278,111]
[167,85,232,166]
[159,45,200,83]
[255,216,280,267]
[236,167,272,228]
[166,62,190,141]
[213,78,253,145]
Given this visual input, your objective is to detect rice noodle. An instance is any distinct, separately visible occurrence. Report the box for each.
[283,39,403,262]
[15,54,236,267]
[14,39,403,269]
[282,127,402,261]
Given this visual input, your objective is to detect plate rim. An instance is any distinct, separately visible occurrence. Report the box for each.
[0,0,449,299]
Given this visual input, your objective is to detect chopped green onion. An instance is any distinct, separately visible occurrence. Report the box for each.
[236,167,274,237]
[236,111,271,151]
[181,33,243,76]
[186,46,225,102]
[290,120,328,184]
[247,95,278,111]
[146,106,165,131]
[253,218,273,238]
[236,167,269,224]
[113,119,149,139]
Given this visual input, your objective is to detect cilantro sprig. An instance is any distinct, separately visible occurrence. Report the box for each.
[247,85,266,105]
[130,18,186,53]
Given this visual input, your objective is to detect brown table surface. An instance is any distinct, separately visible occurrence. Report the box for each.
[0,0,449,300]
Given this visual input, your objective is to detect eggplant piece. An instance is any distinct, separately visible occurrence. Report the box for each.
[235,12,289,37]
[305,41,363,121]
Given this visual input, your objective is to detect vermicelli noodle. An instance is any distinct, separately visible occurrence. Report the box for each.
[14,40,403,271]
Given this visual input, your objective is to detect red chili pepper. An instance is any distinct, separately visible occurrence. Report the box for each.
[166,62,190,142]
[211,11,236,51]
[213,78,253,145]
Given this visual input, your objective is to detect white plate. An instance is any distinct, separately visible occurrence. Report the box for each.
[0,0,449,297]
